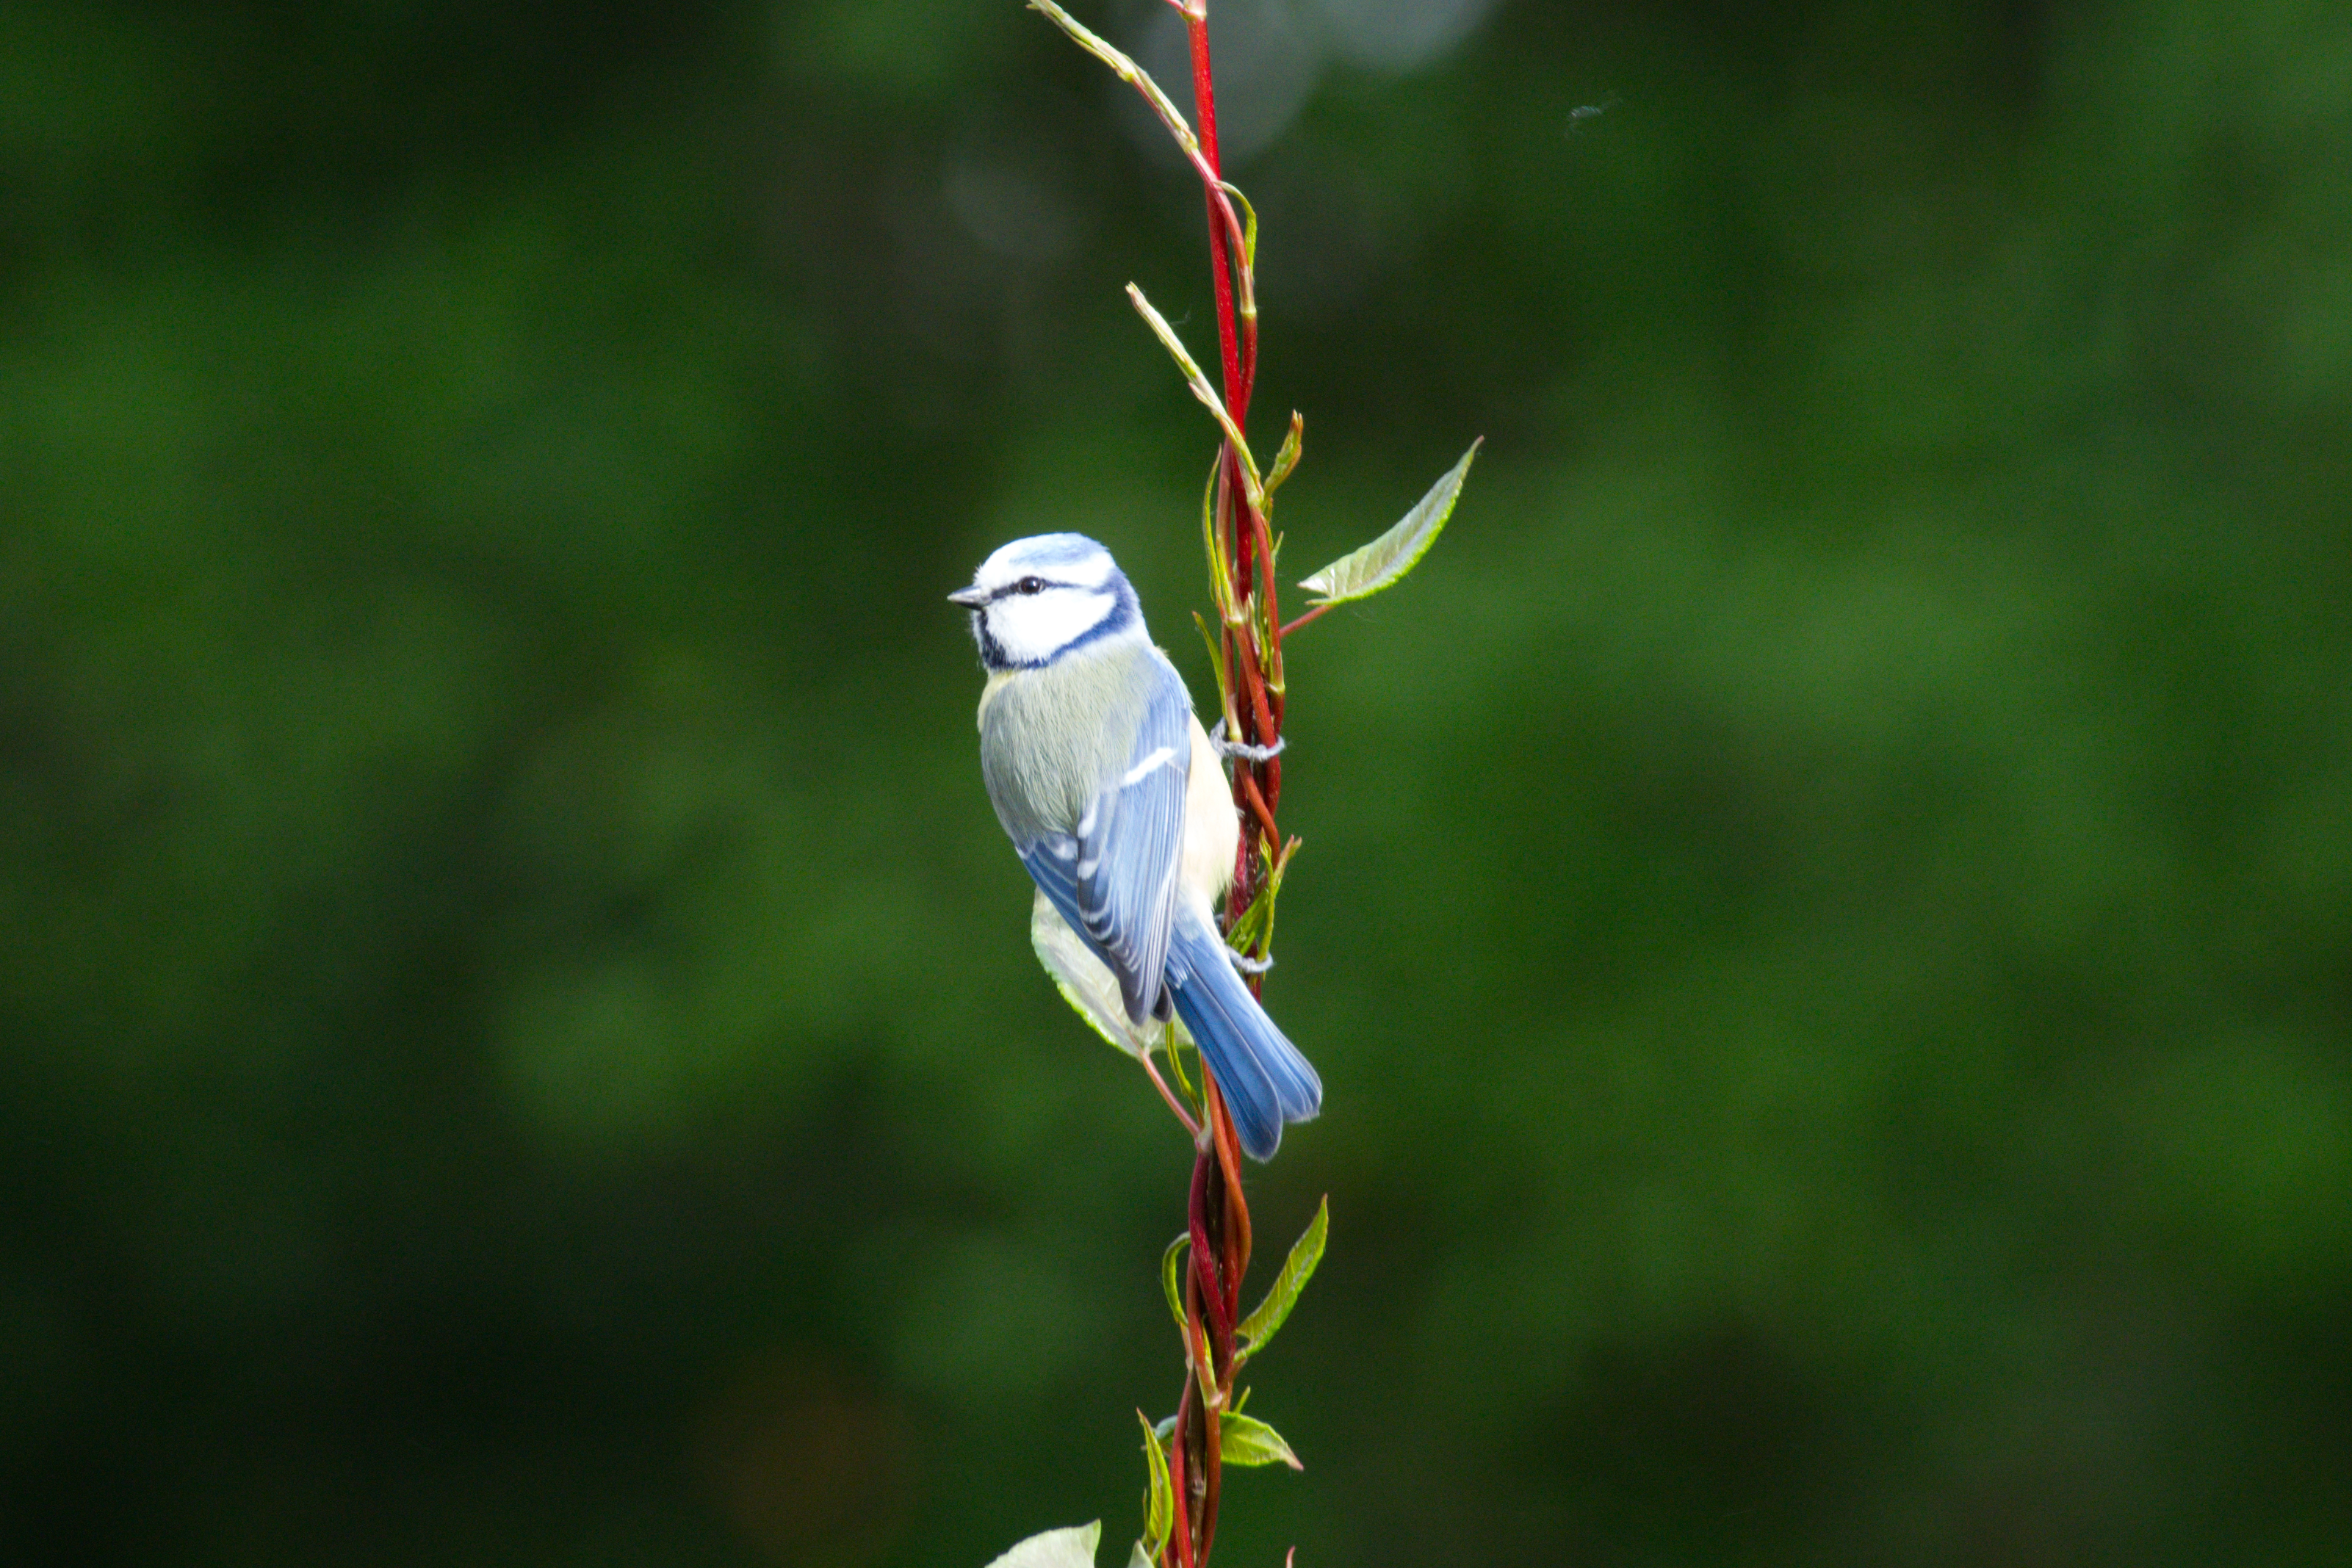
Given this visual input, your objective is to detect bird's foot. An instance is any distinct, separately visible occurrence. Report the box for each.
[1227,947,1274,975]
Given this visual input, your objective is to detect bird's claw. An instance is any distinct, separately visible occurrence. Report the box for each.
[1227,947,1274,975]
[1209,718,1286,762]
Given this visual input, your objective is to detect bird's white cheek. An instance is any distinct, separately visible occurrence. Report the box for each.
[989,590,1115,665]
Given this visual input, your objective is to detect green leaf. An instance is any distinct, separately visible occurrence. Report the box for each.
[1138,1410,1173,1560]
[1026,1,1200,165]
[1191,611,1230,712]
[985,1521,1102,1568]
[1163,1018,1197,1108]
[1219,179,1260,270]
[1023,0,1250,280]
[1125,283,1261,507]
[1160,1232,1190,1332]
[1237,1195,1327,1356]
[1222,834,1294,964]
[1199,454,1236,626]
[1125,1541,1154,1568]
[1219,1412,1303,1470]
[1296,437,1480,607]
[1033,892,1164,1060]
[1266,411,1304,499]
[1224,874,1274,961]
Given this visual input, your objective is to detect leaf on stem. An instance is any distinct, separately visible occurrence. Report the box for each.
[1222,836,1296,966]
[1218,1412,1304,1470]
[1191,612,1233,726]
[1189,1312,1219,1412]
[1160,1232,1190,1332]
[1026,1,1252,300]
[1199,456,1238,626]
[1032,892,1166,1061]
[1265,411,1305,501]
[1162,1011,1198,1108]
[1236,1194,1327,1357]
[1125,283,1263,509]
[1224,891,1269,964]
[1220,180,1259,270]
[1223,876,1272,964]
[1138,1410,1174,1560]
[1296,437,1481,607]
[1026,1,1200,164]
[985,1522,1103,1568]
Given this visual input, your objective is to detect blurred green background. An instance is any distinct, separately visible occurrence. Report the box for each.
[5,0,2350,1562]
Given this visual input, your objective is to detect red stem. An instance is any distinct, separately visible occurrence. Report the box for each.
[1187,16,1244,413]
[1188,1134,1231,1343]
[1279,601,1334,638]
[1235,767,1280,853]
[1168,1426,1195,1568]
[1166,12,1286,1567]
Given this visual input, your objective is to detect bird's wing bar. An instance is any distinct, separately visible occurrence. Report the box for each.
[1020,665,1191,1024]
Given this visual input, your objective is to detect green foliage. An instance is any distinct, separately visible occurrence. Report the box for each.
[1161,1233,1191,1332]
[1137,1411,1174,1563]
[1126,281,1262,506]
[1296,438,1480,608]
[1219,835,1294,964]
[1033,891,1168,1060]
[1237,1196,1328,1359]
[1217,1414,1303,1472]
[1264,413,1306,504]
[987,1521,1103,1568]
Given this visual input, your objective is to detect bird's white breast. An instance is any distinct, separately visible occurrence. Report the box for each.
[1178,712,1238,919]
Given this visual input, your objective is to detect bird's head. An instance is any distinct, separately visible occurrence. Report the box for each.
[950,533,1141,671]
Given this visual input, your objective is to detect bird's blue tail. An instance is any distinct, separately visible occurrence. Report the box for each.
[1166,910,1321,1160]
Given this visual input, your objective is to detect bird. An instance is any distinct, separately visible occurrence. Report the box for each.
[950,532,1321,1160]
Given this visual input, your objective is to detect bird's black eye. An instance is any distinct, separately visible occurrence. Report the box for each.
[1016,577,1045,595]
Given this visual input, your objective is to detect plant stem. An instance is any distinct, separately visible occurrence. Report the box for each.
[1186,14,1244,412]
[1278,601,1334,638]
[1165,8,1289,1565]
[1030,4,1318,1561]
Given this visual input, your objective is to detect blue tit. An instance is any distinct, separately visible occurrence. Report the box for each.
[950,533,1321,1160]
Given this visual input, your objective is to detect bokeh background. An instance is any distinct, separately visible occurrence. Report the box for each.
[6,0,2350,1562]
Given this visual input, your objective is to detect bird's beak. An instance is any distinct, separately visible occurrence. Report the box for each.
[947,587,988,608]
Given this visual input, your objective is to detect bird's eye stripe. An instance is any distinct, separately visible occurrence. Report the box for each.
[983,576,1067,603]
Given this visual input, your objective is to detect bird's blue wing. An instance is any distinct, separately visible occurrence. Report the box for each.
[1020,660,1192,1025]
[1021,836,1088,953]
